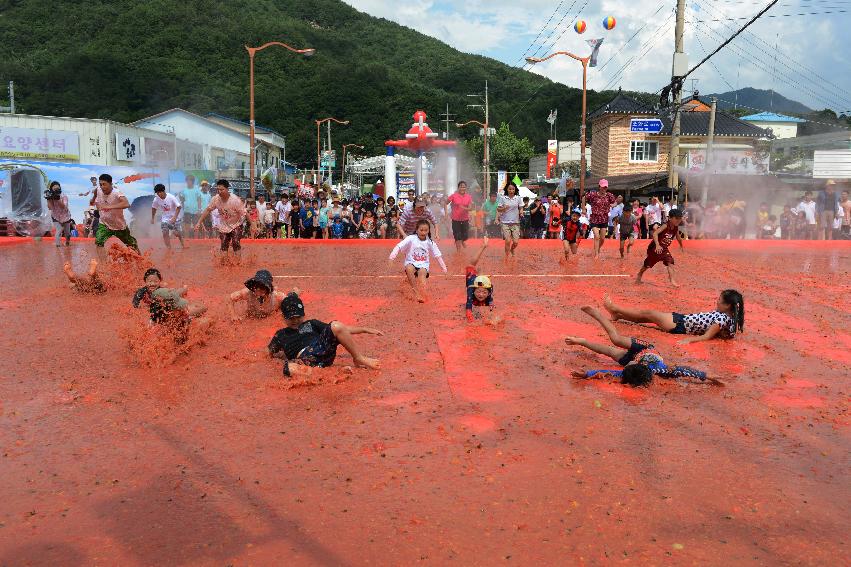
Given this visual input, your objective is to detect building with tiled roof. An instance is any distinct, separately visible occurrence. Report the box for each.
[590,92,770,184]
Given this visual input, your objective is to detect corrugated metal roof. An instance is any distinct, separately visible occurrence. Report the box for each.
[741,111,806,123]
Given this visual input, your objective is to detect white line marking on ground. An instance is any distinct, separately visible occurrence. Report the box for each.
[272,274,631,279]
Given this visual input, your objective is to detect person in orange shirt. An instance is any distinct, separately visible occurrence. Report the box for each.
[472,206,485,239]
[547,198,563,239]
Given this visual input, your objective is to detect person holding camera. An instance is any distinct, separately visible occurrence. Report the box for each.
[46,181,72,247]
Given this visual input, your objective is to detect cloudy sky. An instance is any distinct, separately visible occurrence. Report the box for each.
[343,0,851,113]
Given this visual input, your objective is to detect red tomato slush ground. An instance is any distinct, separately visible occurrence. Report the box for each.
[0,237,849,565]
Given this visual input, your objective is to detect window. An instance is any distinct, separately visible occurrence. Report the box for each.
[629,140,658,162]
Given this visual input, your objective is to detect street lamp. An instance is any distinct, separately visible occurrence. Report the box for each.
[341,143,364,189]
[246,41,315,199]
[456,119,490,194]
[526,51,590,198]
[315,117,350,188]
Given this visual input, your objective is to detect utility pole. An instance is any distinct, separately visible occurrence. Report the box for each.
[439,104,456,140]
[467,80,491,197]
[9,81,14,114]
[701,97,717,207]
[668,0,687,202]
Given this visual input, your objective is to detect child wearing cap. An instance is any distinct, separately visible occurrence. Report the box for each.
[465,237,497,323]
[388,219,447,303]
[268,289,383,377]
[228,269,286,321]
[561,209,583,261]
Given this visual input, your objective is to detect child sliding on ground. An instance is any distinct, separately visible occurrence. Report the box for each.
[603,290,744,344]
[465,236,498,323]
[132,268,208,337]
[228,269,285,321]
[636,208,684,287]
[268,290,382,378]
[389,218,447,303]
[63,259,107,294]
[564,306,722,387]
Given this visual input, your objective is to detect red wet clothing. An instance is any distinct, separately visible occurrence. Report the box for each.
[465,266,493,321]
[643,222,679,268]
[563,219,582,243]
[586,191,616,225]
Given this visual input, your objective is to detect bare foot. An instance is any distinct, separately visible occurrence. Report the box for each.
[580,305,600,318]
[87,258,98,277]
[670,281,680,288]
[62,262,75,278]
[353,356,381,370]
[288,363,313,378]
[634,278,643,285]
[564,336,585,346]
[341,366,354,375]
[603,296,620,320]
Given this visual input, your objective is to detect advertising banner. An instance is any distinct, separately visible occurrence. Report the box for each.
[546,139,558,178]
[0,126,80,160]
[496,170,507,194]
[687,149,769,175]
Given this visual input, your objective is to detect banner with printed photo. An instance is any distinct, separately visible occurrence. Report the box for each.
[496,170,507,194]
[0,158,212,234]
[687,149,769,175]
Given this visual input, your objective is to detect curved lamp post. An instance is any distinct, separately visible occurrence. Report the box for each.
[246,41,315,198]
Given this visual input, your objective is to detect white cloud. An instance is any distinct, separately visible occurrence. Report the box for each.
[345,0,851,112]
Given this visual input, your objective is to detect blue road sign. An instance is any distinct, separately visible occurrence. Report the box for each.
[630,118,664,133]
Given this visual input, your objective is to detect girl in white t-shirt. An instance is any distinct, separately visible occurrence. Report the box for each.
[388,219,447,303]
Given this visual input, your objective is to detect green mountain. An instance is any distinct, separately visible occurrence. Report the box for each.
[707,88,812,116]
[0,0,625,169]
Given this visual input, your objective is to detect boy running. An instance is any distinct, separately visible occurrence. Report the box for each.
[151,184,186,249]
[194,179,246,256]
[635,209,684,287]
[94,173,140,258]
[561,209,583,261]
[617,207,636,258]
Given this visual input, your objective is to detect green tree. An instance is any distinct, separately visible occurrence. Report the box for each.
[464,122,536,174]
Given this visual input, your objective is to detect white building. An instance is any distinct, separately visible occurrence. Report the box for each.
[133,108,251,179]
[0,113,177,167]
[741,112,805,140]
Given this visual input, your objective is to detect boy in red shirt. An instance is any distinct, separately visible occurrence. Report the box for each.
[635,209,684,287]
[561,209,583,261]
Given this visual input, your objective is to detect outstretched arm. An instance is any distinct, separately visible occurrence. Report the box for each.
[653,363,707,381]
[471,236,489,267]
[436,255,448,273]
[678,324,720,345]
[228,288,248,321]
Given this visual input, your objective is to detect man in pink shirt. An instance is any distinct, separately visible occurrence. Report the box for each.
[195,179,246,256]
[94,173,139,258]
[446,180,473,252]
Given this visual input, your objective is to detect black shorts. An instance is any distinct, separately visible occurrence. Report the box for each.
[452,220,470,242]
[670,312,687,334]
[412,266,430,279]
[619,231,635,241]
[618,338,654,366]
[590,223,608,230]
[296,323,340,367]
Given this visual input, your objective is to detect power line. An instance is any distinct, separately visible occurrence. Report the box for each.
[690,11,851,110]
[691,0,851,108]
[675,0,780,85]
[595,2,667,73]
[690,9,848,21]
[513,0,570,66]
